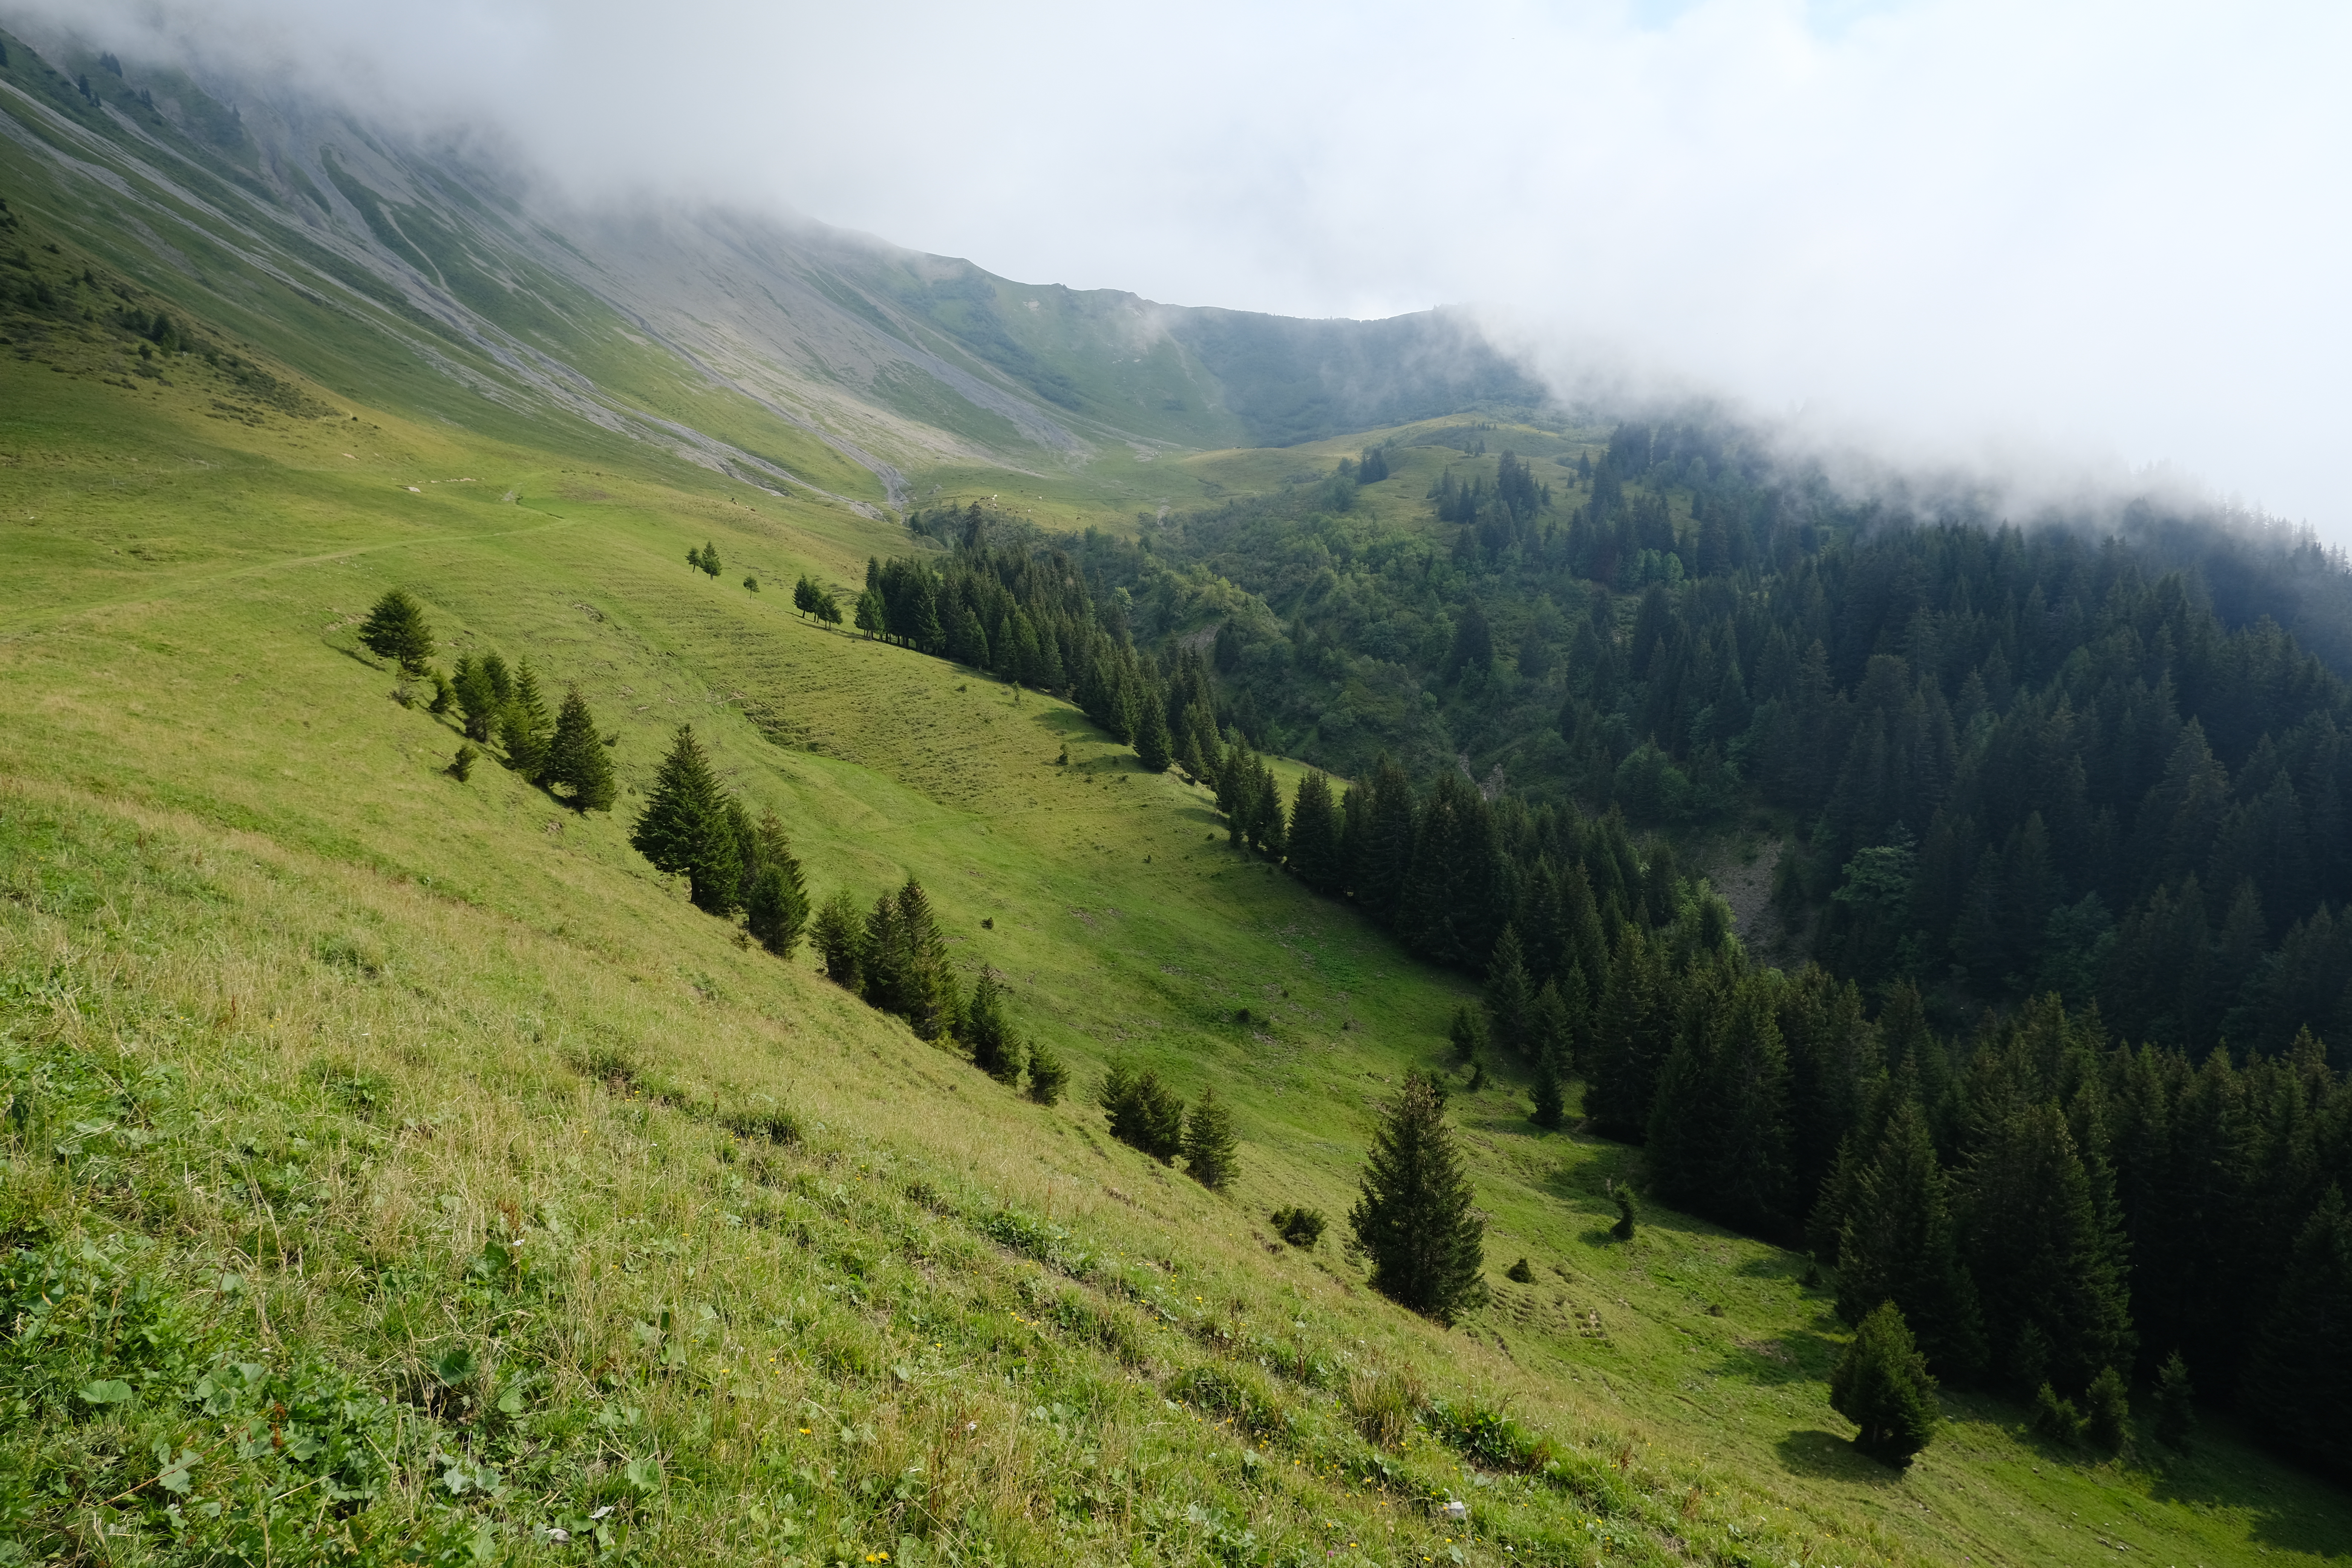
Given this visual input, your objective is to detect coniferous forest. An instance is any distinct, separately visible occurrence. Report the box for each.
[870,420,2352,1482]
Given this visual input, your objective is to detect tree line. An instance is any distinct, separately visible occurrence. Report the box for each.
[1029,421,2352,1069]
[1558,936,2352,1478]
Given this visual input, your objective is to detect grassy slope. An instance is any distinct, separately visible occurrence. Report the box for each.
[5,333,2347,1567]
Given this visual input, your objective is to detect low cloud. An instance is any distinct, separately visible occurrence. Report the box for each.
[24,0,2352,531]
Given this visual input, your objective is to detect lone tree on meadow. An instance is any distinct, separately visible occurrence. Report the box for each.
[1829,1302,1940,1465]
[543,686,615,811]
[1183,1085,1239,1191]
[631,725,743,915]
[1349,1070,1487,1324]
[358,588,435,675]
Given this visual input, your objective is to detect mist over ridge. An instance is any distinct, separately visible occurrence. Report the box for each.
[13,0,2350,538]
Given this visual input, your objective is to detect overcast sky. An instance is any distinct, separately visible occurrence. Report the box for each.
[34,0,2352,532]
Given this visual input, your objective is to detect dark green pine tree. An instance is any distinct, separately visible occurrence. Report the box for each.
[2237,1184,2352,1475]
[1286,772,1344,894]
[793,574,819,617]
[1528,980,1570,1129]
[1830,1302,1940,1465]
[1349,1070,1487,1325]
[2152,1350,2198,1451]
[450,655,502,741]
[1484,925,1534,1058]
[1246,758,1286,858]
[1586,927,1674,1140]
[1134,684,1174,772]
[854,587,885,637]
[1024,1038,1068,1106]
[1835,1099,1986,1380]
[1394,771,1501,969]
[1349,755,1419,926]
[1098,1063,1186,1161]
[891,877,958,1041]
[963,971,1026,1085]
[861,891,907,1013]
[743,810,809,958]
[500,658,553,782]
[358,588,436,675]
[543,686,616,812]
[1959,1100,2136,1396]
[1645,965,1795,1235]
[1183,1085,1240,1191]
[630,725,743,916]
[811,888,866,988]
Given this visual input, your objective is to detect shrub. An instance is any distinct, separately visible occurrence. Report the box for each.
[1505,1257,1535,1283]
[1424,1396,1551,1472]
[1611,1187,1638,1241]
[1830,1302,1939,1464]
[1270,1205,1326,1249]
[1344,1366,1423,1449]
[447,743,478,782]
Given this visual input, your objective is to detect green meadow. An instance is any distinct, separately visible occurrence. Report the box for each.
[3,317,2348,1568]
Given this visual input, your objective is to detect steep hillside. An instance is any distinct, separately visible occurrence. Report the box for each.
[0,18,1539,524]
[2,21,2348,1568]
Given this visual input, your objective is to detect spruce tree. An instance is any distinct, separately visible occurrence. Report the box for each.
[963,972,1025,1084]
[543,686,616,812]
[793,575,818,617]
[1528,980,1569,1129]
[1025,1039,1068,1106]
[811,888,866,988]
[451,655,500,741]
[743,810,808,957]
[861,892,907,1015]
[1135,686,1174,772]
[855,587,885,637]
[1099,1063,1185,1160]
[891,877,957,1040]
[500,658,553,782]
[2084,1366,2130,1451]
[2152,1351,2197,1450]
[2238,1184,2352,1475]
[1183,1085,1240,1191]
[1587,928,1672,1139]
[631,726,744,916]
[1960,1100,2136,1395]
[1484,924,1534,1057]
[358,588,436,675]
[1646,965,1794,1235]
[1349,1070,1487,1324]
[1836,1099,1986,1380]
[1830,1302,1940,1464]
[1449,1003,1488,1065]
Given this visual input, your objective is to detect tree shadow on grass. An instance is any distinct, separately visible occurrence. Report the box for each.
[1775,1429,1908,1486]
[2135,1412,2352,1560]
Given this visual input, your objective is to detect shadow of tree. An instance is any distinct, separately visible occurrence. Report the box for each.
[1775,1428,1907,1486]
